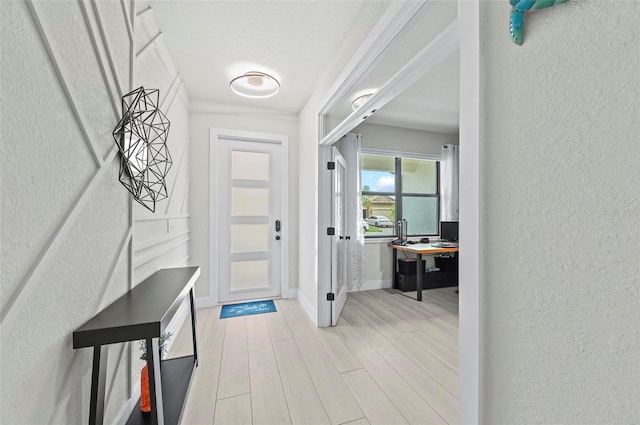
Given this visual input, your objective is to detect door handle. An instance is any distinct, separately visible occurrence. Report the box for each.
[275,220,281,232]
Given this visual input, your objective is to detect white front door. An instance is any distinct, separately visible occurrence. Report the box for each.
[215,131,285,303]
[331,147,347,325]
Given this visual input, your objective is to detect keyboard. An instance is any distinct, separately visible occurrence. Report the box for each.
[433,242,458,248]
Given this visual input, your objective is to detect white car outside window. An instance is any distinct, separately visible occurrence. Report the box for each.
[366,216,393,227]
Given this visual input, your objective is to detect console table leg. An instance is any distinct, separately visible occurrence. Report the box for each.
[416,253,423,302]
[189,289,199,366]
[146,338,165,425]
[88,345,108,425]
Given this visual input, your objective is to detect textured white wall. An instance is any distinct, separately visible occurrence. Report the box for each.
[188,101,299,302]
[481,1,640,423]
[297,0,391,324]
[132,6,191,285]
[0,1,191,424]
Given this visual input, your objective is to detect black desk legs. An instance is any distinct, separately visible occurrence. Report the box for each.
[189,289,198,366]
[416,253,423,302]
[392,248,398,289]
[89,345,108,425]
[147,338,165,425]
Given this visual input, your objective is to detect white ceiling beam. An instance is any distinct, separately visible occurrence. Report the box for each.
[318,0,428,116]
[319,19,459,146]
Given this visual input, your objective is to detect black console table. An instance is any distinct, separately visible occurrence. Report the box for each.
[73,266,201,425]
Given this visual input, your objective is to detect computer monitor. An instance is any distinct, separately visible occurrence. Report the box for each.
[440,221,458,242]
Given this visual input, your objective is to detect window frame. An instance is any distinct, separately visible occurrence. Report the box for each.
[361,150,441,238]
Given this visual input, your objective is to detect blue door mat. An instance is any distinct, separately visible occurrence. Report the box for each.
[220,300,277,319]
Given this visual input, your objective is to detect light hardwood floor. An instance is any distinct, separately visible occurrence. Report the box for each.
[167,288,459,425]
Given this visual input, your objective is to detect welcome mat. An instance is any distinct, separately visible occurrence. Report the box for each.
[220,300,277,319]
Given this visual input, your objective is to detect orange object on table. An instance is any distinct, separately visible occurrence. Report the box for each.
[140,364,151,413]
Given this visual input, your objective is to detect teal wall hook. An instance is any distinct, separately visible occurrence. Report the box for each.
[510,0,570,45]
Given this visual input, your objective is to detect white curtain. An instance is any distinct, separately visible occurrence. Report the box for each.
[341,133,365,292]
[440,144,459,221]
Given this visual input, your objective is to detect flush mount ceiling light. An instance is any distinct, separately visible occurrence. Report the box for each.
[351,93,374,111]
[230,71,280,98]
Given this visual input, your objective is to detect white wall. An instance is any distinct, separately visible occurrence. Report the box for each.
[0,2,191,424]
[133,5,191,285]
[188,101,299,304]
[298,1,391,324]
[481,1,640,423]
[358,122,457,288]
[357,121,458,156]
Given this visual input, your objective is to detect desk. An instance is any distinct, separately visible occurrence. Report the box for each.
[389,243,459,301]
[73,266,200,425]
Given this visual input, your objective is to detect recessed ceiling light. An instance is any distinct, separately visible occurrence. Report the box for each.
[230,71,280,98]
[351,92,374,111]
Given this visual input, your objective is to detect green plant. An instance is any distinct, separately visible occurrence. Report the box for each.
[139,332,172,361]
[362,196,371,217]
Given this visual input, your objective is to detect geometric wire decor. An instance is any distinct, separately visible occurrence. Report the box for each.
[112,87,172,213]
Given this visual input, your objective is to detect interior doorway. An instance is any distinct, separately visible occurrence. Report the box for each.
[314,1,482,422]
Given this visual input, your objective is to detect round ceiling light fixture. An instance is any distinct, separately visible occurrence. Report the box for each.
[351,92,375,111]
[230,71,280,98]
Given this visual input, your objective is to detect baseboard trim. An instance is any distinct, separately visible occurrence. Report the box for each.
[350,279,393,292]
[296,289,316,326]
[195,295,217,309]
[282,288,297,299]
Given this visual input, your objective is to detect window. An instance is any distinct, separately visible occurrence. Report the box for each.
[361,153,439,237]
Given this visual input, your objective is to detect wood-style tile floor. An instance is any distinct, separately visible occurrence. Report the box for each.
[167,288,459,425]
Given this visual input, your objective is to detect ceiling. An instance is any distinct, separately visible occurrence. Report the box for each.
[146,0,460,134]
[366,52,460,134]
[146,0,369,114]
[328,0,460,134]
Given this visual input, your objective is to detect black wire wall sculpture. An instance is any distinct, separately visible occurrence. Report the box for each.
[112,87,172,213]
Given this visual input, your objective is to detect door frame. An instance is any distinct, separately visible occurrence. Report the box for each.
[315,1,483,423]
[209,128,292,307]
